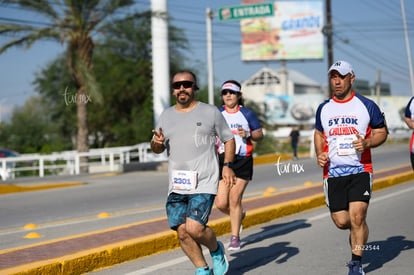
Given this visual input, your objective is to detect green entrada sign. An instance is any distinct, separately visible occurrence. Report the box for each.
[219,3,274,21]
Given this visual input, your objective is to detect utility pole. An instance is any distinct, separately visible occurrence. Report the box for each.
[376,69,381,105]
[151,0,170,128]
[400,0,414,96]
[326,0,333,97]
[206,7,215,105]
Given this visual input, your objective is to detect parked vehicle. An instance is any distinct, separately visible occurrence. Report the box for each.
[0,148,19,181]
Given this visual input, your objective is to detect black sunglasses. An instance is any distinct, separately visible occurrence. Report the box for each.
[221,90,237,96]
[172,81,194,90]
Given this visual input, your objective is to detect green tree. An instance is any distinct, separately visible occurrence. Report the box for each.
[85,12,191,146]
[0,96,66,153]
[31,11,192,148]
[90,11,162,146]
[33,55,77,150]
[0,0,134,154]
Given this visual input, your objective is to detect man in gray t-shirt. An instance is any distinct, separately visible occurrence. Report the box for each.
[159,101,234,195]
[151,71,235,275]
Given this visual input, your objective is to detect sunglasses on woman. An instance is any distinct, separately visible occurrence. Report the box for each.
[221,90,237,96]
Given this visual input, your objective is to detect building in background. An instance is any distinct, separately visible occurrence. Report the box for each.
[354,80,391,96]
[240,66,408,132]
[241,67,325,126]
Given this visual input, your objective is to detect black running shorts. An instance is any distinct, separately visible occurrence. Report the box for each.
[323,172,372,212]
[218,153,253,181]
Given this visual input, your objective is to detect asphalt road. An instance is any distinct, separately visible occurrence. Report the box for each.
[87,181,414,275]
[0,143,410,251]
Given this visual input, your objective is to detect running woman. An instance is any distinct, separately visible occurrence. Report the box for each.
[215,80,263,251]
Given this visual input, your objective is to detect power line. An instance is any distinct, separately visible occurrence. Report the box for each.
[2,0,413,94]
[0,16,51,27]
[335,42,409,86]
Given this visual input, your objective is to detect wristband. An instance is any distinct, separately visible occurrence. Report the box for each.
[223,162,234,169]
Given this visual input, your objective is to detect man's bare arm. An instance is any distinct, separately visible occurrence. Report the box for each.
[223,138,235,163]
[314,129,329,168]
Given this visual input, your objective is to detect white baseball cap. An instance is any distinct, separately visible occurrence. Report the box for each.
[328,60,354,76]
[221,82,241,92]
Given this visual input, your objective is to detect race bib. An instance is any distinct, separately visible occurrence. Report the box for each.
[171,170,198,191]
[337,135,357,156]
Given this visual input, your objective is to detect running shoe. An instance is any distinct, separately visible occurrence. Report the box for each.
[195,266,212,275]
[347,260,365,275]
[228,235,241,251]
[211,241,229,275]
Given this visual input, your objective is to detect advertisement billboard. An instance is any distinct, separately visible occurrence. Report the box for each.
[263,94,411,129]
[263,93,325,125]
[367,96,410,130]
[241,1,324,61]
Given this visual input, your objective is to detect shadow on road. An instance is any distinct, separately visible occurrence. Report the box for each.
[227,219,311,274]
[363,235,414,273]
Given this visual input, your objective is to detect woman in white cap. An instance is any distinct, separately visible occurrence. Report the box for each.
[215,79,263,251]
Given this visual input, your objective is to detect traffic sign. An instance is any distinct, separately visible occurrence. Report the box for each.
[219,3,274,21]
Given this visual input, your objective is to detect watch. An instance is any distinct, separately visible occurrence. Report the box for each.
[223,162,234,169]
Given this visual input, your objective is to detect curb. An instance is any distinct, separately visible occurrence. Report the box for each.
[0,182,84,195]
[253,153,292,165]
[3,170,413,275]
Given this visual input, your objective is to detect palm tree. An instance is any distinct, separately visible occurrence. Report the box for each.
[0,0,134,158]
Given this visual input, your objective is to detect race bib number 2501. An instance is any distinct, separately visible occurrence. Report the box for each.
[171,170,198,191]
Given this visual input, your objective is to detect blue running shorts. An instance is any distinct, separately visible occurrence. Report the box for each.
[166,192,215,230]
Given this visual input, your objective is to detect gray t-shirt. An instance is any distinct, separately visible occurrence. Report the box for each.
[157,102,233,195]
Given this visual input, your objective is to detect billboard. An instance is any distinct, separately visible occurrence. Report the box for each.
[367,96,410,130]
[263,94,411,129]
[241,1,324,61]
[264,94,325,125]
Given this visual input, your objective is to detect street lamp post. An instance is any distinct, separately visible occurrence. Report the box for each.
[400,0,414,96]
[206,7,215,105]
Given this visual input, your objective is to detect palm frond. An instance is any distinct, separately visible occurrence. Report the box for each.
[0,24,37,34]
[76,59,103,105]
[0,25,61,54]
[1,0,59,20]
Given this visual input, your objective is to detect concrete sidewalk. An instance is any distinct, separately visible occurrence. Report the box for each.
[0,165,413,275]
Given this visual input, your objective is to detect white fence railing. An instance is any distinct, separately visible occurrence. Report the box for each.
[1,130,409,181]
[0,142,167,181]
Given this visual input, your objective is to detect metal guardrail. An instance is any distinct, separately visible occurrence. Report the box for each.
[0,142,168,181]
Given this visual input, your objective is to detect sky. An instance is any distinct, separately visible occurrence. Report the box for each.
[0,0,413,121]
